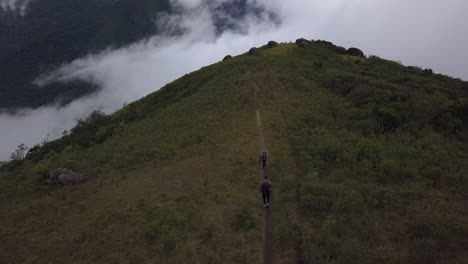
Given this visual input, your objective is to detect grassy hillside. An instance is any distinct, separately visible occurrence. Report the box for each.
[1,41,467,263]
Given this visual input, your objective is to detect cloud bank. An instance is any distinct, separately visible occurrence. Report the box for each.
[0,0,32,15]
[1,0,468,160]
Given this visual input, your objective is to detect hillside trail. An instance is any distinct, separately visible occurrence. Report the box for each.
[253,80,273,264]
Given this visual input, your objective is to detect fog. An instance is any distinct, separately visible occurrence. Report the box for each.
[1,0,468,160]
[0,0,32,15]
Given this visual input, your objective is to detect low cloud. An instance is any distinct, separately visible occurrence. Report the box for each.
[1,0,468,160]
[0,0,32,15]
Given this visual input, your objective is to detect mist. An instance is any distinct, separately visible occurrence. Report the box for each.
[0,0,32,15]
[1,0,468,160]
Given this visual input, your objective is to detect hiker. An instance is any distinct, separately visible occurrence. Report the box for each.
[259,151,268,169]
[260,176,272,207]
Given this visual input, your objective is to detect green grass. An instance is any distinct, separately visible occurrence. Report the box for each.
[1,41,467,263]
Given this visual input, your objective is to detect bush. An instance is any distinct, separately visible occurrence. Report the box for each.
[233,206,256,231]
[376,106,401,132]
[300,183,364,215]
[324,73,368,96]
[142,202,190,255]
[335,238,370,264]
[379,159,415,184]
[421,166,443,184]
[70,111,111,148]
[407,238,438,264]
[314,61,323,70]
[423,68,433,75]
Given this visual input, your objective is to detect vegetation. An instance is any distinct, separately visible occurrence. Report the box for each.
[1,41,467,263]
[9,143,28,160]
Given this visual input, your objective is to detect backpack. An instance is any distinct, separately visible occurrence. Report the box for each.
[261,151,267,161]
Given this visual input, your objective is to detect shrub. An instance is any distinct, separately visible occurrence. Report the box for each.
[421,166,443,184]
[376,106,401,132]
[407,238,438,264]
[324,73,368,96]
[143,202,190,255]
[423,68,433,75]
[233,206,256,231]
[314,61,323,70]
[372,245,399,263]
[300,183,364,215]
[202,222,224,248]
[10,144,28,160]
[335,239,370,264]
[379,159,415,184]
[70,111,111,148]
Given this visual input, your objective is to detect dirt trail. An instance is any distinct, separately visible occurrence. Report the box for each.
[253,81,273,264]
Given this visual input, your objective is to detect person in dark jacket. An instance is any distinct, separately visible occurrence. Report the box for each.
[259,151,268,169]
[260,176,272,207]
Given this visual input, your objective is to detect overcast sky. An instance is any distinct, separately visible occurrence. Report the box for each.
[1,0,468,160]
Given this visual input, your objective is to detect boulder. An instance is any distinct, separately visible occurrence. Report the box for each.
[296,38,311,47]
[248,47,260,56]
[46,168,88,186]
[223,55,232,61]
[335,46,347,55]
[267,41,278,48]
[346,47,365,57]
[296,38,310,45]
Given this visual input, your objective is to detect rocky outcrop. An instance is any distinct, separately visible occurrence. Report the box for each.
[335,46,347,55]
[45,168,89,186]
[267,41,278,48]
[347,47,365,57]
[296,38,311,47]
[248,47,260,56]
[223,55,232,61]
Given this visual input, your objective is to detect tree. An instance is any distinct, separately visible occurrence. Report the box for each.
[10,144,28,160]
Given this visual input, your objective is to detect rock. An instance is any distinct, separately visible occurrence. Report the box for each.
[267,41,278,48]
[223,55,232,61]
[335,46,347,54]
[346,47,365,57]
[248,47,260,56]
[296,38,310,45]
[46,168,88,186]
[296,38,311,47]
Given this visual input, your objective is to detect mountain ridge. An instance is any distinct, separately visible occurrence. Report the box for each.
[1,40,467,263]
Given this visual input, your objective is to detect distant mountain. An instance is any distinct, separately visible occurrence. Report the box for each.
[0,0,171,109]
[1,40,467,263]
[0,0,269,110]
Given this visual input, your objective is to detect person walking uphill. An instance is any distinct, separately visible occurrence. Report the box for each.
[260,176,272,207]
[259,151,268,169]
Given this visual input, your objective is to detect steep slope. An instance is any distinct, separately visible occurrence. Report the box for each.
[1,41,467,263]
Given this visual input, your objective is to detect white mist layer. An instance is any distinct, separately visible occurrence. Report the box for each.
[1,0,468,160]
[0,0,32,15]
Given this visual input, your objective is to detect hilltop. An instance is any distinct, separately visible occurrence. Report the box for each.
[1,40,467,263]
